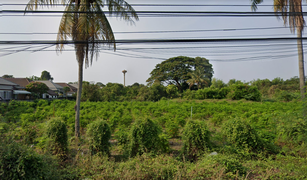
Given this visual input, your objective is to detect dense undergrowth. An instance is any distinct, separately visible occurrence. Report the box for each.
[1,99,307,179]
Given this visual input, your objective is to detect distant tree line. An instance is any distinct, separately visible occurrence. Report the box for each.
[80,76,302,102]
[2,70,53,81]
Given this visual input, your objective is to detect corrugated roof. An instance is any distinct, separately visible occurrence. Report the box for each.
[47,90,58,96]
[69,84,79,89]
[36,81,63,91]
[55,83,78,93]
[4,78,32,88]
[0,77,18,86]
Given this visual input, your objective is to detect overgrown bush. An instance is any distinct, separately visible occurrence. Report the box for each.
[277,117,307,145]
[165,119,180,138]
[189,155,247,178]
[128,118,169,157]
[46,118,68,159]
[182,120,211,161]
[228,84,261,101]
[0,140,59,180]
[222,118,264,153]
[275,90,299,102]
[87,119,111,155]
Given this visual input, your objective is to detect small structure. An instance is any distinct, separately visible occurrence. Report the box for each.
[3,78,32,100]
[0,77,31,100]
[122,70,127,87]
[55,83,78,97]
[36,80,64,98]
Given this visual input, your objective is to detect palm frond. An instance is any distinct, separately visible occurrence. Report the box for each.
[106,0,139,24]
[25,0,68,11]
[56,1,75,51]
[29,0,138,68]
[250,0,263,11]
[273,0,305,33]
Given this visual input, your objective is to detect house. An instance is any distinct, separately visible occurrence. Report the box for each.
[3,78,32,100]
[36,80,64,99]
[55,83,78,97]
[0,77,31,101]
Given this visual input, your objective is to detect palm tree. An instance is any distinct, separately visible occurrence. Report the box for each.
[251,0,305,99]
[25,0,138,137]
[186,67,209,90]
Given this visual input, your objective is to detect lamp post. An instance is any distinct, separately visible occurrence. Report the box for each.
[122,70,127,87]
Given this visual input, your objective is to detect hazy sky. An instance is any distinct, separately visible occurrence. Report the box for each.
[0,0,306,85]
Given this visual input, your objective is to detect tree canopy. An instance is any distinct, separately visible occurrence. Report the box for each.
[25,82,49,98]
[2,75,14,78]
[146,56,213,91]
[40,70,53,81]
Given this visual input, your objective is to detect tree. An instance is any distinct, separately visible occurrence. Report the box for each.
[26,0,138,137]
[40,70,53,81]
[96,82,105,87]
[251,0,305,99]
[210,78,227,89]
[186,67,210,90]
[25,82,49,98]
[146,56,213,92]
[2,75,14,78]
[27,75,41,81]
[63,86,70,97]
[81,81,100,101]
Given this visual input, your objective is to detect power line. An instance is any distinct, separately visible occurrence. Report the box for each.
[1,37,307,45]
[3,3,307,7]
[2,10,306,17]
[0,26,295,35]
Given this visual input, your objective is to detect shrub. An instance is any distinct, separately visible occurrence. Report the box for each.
[182,89,196,100]
[277,117,307,145]
[182,120,211,161]
[46,118,68,159]
[275,90,299,102]
[128,118,169,157]
[165,120,180,138]
[189,155,247,178]
[87,120,111,155]
[218,87,231,99]
[0,123,9,135]
[213,155,247,176]
[228,84,261,101]
[0,140,59,180]
[222,118,264,152]
[166,84,179,98]
[115,126,129,146]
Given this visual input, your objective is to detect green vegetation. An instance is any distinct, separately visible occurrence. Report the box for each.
[79,76,301,102]
[46,118,68,159]
[182,120,211,161]
[87,119,111,155]
[1,96,307,179]
[146,56,213,91]
[25,82,49,99]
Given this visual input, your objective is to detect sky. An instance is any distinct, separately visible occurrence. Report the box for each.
[0,0,306,85]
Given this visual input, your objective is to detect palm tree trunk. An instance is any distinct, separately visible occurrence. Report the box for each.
[75,55,83,138]
[297,29,305,99]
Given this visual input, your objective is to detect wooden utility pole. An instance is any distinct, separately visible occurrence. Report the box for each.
[122,70,127,87]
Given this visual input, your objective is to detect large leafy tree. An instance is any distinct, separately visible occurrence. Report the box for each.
[251,0,305,99]
[40,70,53,80]
[186,67,210,89]
[25,0,138,137]
[146,56,213,91]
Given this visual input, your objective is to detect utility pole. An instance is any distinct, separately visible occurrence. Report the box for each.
[122,70,127,87]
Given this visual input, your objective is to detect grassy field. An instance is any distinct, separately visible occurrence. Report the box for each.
[1,99,307,179]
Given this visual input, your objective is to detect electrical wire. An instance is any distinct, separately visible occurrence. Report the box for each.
[2,3,307,7]
[0,26,297,35]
